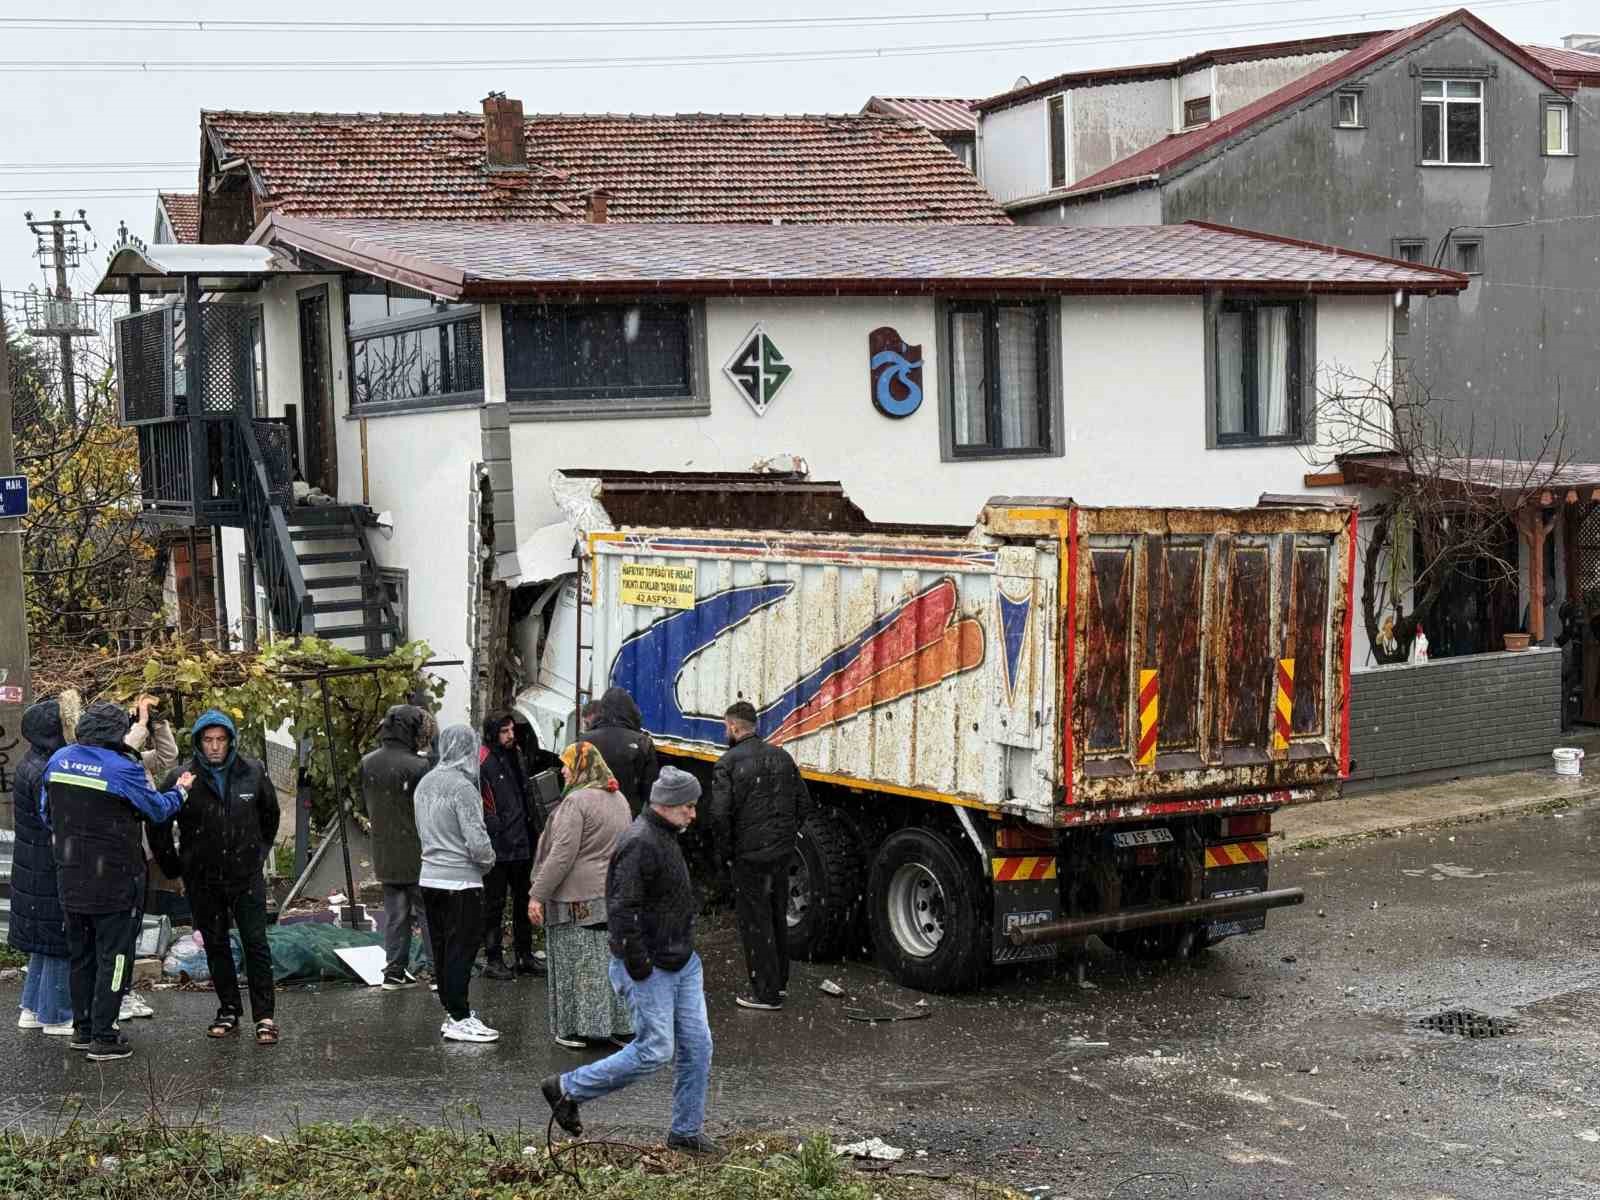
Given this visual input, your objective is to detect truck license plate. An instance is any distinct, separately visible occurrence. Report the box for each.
[1111,828,1174,848]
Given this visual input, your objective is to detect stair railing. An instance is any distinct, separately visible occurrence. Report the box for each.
[234,414,316,638]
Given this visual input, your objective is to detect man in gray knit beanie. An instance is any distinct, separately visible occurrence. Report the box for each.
[542,765,718,1155]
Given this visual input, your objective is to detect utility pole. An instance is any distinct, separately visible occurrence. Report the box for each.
[0,291,31,832]
[23,209,95,423]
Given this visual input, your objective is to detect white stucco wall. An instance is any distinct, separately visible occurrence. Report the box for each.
[1022,186,1163,227]
[1068,79,1171,185]
[978,98,1050,205]
[1215,51,1347,116]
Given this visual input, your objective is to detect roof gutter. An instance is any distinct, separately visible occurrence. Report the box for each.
[1005,174,1161,213]
[253,213,468,300]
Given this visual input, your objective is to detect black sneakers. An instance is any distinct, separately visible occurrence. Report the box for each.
[482,960,515,982]
[87,1038,133,1062]
[68,1034,93,1051]
[515,952,546,977]
[735,996,782,1011]
[380,971,418,991]
[540,1075,583,1136]
[666,1132,722,1155]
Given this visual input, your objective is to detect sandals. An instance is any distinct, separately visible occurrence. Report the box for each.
[207,1013,239,1038]
[255,1019,279,1046]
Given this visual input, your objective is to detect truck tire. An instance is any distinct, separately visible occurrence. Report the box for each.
[787,813,866,961]
[868,828,986,993]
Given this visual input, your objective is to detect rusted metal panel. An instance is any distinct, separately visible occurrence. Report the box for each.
[1223,543,1273,746]
[1291,546,1329,734]
[1148,539,1204,751]
[1083,547,1133,754]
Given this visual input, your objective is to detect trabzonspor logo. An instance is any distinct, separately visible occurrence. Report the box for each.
[869,326,923,419]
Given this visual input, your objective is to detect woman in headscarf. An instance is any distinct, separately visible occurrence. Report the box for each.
[528,741,634,1050]
[414,724,498,1043]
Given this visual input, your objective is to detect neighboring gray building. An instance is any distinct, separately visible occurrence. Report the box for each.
[978,8,1600,459]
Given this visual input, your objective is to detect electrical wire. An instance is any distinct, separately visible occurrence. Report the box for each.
[0,0,1561,73]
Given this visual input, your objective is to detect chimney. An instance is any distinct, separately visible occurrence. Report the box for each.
[482,92,526,170]
[585,189,612,224]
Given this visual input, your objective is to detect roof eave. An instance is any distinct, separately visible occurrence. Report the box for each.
[256,213,468,299]
[1007,175,1162,211]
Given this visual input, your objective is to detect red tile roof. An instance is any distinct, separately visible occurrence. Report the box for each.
[157,192,199,243]
[1523,43,1600,83]
[977,29,1382,114]
[861,97,976,135]
[201,110,1009,229]
[1059,10,1568,200]
[259,213,1467,302]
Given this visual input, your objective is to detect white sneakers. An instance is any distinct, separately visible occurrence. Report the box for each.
[18,1010,74,1035]
[442,1014,500,1043]
[118,993,155,1022]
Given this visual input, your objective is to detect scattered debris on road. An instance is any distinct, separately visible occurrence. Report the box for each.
[819,979,846,997]
[834,1136,905,1162]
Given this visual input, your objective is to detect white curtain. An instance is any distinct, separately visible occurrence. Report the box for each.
[1257,306,1291,436]
[951,311,987,446]
[1216,310,1245,435]
[996,307,1040,449]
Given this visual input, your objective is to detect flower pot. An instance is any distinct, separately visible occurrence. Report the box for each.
[1503,632,1531,652]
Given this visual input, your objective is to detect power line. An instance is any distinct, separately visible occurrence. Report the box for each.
[0,0,1490,36]
[0,0,1560,73]
[0,165,194,174]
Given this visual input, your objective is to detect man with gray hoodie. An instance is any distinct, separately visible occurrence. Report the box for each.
[415,724,498,1043]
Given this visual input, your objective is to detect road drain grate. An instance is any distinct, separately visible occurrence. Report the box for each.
[1417,1009,1517,1039]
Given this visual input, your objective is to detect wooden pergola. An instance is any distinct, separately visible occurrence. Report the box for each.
[1305,453,1600,642]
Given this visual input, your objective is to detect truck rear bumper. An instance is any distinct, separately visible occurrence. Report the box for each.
[1052,785,1334,829]
[1005,887,1305,947]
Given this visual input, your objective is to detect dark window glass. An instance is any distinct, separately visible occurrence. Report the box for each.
[1445,101,1482,163]
[1395,239,1426,264]
[1048,95,1067,189]
[947,301,1050,455]
[351,315,483,409]
[1215,300,1303,444]
[1420,78,1482,164]
[1454,239,1482,274]
[1336,91,1361,127]
[504,303,693,404]
[1183,96,1212,126]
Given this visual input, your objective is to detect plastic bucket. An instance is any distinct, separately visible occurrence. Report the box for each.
[1553,747,1585,777]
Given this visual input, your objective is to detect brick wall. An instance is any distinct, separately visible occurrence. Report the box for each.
[1348,648,1562,788]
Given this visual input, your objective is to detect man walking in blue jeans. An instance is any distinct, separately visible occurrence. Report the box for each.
[541,766,717,1154]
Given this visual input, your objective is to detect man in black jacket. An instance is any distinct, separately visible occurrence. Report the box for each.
[9,700,73,1032]
[710,701,812,1012]
[583,688,660,817]
[151,709,281,1045]
[541,766,717,1155]
[478,713,540,979]
[358,705,432,990]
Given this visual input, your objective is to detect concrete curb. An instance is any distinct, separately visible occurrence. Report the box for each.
[1277,778,1600,852]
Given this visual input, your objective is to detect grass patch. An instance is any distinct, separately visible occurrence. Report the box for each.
[0,1110,1011,1200]
[0,946,27,970]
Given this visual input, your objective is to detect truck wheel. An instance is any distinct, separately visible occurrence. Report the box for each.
[868,828,986,993]
[1103,922,1205,961]
[787,813,865,961]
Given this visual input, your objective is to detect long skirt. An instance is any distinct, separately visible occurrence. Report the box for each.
[546,921,634,1041]
[21,953,73,1025]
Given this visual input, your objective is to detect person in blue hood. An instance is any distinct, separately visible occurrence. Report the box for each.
[149,709,281,1046]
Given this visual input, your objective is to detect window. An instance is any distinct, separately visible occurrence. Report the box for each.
[939,300,1058,458]
[247,309,268,418]
[503,301,706,418]
[347,279,443,328]
[349,309,484,412]
[1393,238,1428,264]
[1048,95,1067,190]
[379,568,408,641]
[1453,237,1483,275]
[1335,90,1363,128]
[1544,100,1573,155]
[1210,299,1309,446]
[1420,79,1484,164]
[1183,96,1212,127]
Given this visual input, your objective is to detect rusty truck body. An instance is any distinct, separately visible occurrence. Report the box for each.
[523,483,1356,991]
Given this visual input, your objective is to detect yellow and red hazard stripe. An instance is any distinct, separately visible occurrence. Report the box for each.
[1271,657,1295,752]
[992,855,1058,882]
[1137,669,1158,766]
[1204,840,1269,869]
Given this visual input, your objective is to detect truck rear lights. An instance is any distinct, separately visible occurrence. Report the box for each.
[1219,812,1270,839]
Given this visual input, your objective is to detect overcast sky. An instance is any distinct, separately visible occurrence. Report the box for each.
[0,0,1592,306]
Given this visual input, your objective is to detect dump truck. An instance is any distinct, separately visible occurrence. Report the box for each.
[518,477,1355,992]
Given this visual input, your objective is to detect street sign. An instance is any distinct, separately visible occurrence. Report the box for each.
[0,475,26,518]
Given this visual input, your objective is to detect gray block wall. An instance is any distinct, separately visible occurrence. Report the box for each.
[1348,648,1562,787]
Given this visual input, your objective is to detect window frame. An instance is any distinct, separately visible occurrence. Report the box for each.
[1541,95,1576,157]
[347,304,485,417]
[246,306,268,419]
[504,297,710,423]
[935,297,1063,462]
[1391,237,1428,265]
[1047,94,1068,190]
[1182,96,1212,128]
[1414,70,1490,167]
[1333,87,1365,129]
[1204,294,1317,450]
[1451,236,1484,276]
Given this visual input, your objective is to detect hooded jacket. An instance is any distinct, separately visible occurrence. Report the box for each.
[478,715,532,861]
[42,702,188,915]
[710,732,813,864]
[584,688,662,818]
[358,705,431,885]
[150,709,279,892]
[414,724,496,888]
[607,807,697,979]
[8,701,68,956]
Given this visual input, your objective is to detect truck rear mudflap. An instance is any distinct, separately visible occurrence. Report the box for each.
[1005,887,1305,948]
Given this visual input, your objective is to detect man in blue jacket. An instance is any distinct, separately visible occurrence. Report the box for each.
[41,702,192,1062]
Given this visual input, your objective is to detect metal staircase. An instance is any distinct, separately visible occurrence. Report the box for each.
[286,506,403,654]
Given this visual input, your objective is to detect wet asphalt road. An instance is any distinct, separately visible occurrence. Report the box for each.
[3,799,1599,1199]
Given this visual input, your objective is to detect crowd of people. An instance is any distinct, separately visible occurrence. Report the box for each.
[9,681,813,1153]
